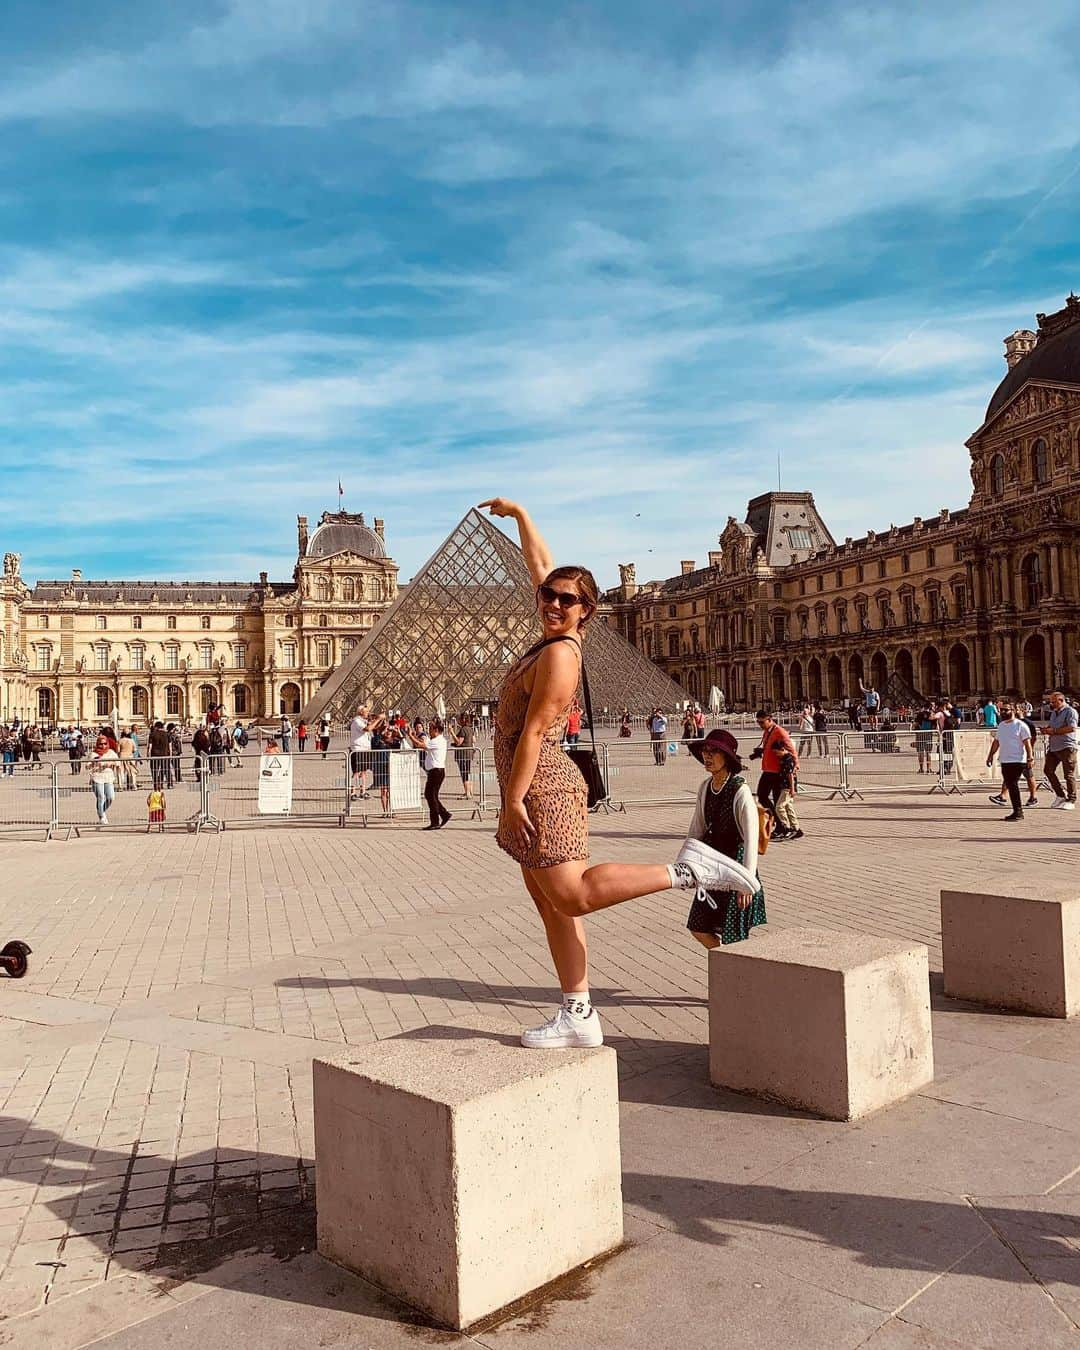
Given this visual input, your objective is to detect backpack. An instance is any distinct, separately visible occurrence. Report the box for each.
[238,727,249,748]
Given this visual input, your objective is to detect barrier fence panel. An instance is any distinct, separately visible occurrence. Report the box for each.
[55,756,207,832]
[205,749,350,827]
[0,761,58,837]
[946,728,1048,794]
[789,732,848,796]
[602,738,710,808]
[839,729,947,796]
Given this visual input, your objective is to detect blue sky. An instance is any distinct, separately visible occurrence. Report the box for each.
[3,0,1080,587]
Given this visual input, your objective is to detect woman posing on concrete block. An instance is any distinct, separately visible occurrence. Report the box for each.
[480,498,756,1051]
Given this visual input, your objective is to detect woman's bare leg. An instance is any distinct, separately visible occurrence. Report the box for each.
[522,868,588,992]
[530,860,672,919]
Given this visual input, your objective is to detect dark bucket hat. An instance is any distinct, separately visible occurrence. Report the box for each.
[688,728,740,764]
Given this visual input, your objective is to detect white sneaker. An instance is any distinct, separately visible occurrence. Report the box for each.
[1061,801,1076,811]
[675,837,757,894]
[521,1006,604,1050]
[100,815,108,826]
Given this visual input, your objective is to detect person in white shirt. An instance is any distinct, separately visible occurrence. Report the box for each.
[986,702,1033,822]
[407,717,451,829]
[279,715,292,753]
[349,705,372,798]
[89,734,120,825]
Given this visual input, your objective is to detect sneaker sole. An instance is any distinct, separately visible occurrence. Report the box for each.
[520,1032,604,1049]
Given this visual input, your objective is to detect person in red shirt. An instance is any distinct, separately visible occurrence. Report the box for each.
[565,699,583,746]
[749,708,798,826]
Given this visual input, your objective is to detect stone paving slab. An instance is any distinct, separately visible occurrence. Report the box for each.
[0,791,1075,1345]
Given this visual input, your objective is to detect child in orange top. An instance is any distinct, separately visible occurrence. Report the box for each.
[146,787,166,832]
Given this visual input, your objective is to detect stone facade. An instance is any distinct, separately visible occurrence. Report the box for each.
[0,511,398,725]
[602,298,1080,709]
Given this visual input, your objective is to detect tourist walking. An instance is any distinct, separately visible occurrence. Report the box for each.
[318,715,332,758]
[451,712,476,799]
[797,705,815,757]
[68,727,85,775]
[167,723,183,783]
[565,700,582,747]
[148,721,171,788]
[349,705,371,798]
[986,702,1033,821]
[480,497,755,1051]
[749,708,798,824]
[813,704,828,755]
[88,734,119,825]
[408,717,451,829]
[773,744,803,840]
[649,707,668,765]
[297,719,308,752]
[683,729,766,947]
[1041,690,1077,810]
[118,727,138,790]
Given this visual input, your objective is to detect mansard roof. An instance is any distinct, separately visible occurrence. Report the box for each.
[29,580,293,604]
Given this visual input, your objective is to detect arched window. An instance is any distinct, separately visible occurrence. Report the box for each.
[341,576,355,602]
[990,454,1005,496]
[1022,552,1043,608]
[167,614,177,629]
[39,614,49,629]
[199,685,216,714]
[165,685,182,716]
[1032,438,1049,484]
[200,615,211,630]
[232,684,249,716]
[131,686,148,718]
[316,577,331,601]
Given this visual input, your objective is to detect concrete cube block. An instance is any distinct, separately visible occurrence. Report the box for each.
[313,1015,623,1330]
[941,883,1080,1017]
[709,928,933,1120]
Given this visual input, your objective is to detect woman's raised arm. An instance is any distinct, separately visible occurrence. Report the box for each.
[479,499,554,589]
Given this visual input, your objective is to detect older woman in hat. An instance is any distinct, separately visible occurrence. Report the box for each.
[683,728,767,948]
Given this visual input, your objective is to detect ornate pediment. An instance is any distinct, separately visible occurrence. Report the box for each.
[980,383,1072,436]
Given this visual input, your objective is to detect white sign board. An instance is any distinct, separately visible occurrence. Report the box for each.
[389,751,424,813]
[257,754,293,814]
[952,731,998,784]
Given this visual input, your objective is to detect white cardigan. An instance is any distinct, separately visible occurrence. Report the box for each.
[687,778,759,881]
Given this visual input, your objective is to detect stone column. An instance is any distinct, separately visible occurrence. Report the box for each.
[973,636,987,694]
[1050,541,1063,596]
[1002,632,1016,692]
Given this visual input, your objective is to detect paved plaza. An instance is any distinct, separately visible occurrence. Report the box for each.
[0,790,1076,1347]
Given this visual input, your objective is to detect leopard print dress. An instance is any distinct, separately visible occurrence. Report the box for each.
[494,638,589,869]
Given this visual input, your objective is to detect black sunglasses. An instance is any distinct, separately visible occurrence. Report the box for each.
[538,584,585,609]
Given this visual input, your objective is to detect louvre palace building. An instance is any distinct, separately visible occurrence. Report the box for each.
[0,512,398,726]
[601,295,1080,711]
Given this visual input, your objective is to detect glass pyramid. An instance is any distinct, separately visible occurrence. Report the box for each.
[300,508,689,724]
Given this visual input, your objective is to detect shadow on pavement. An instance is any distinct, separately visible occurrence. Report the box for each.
[274,973,707,1012]
[622,1171,1080,1285]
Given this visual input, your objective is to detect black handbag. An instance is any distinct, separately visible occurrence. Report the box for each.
[567,661,608,809]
